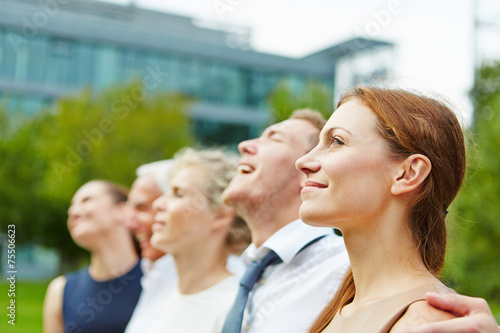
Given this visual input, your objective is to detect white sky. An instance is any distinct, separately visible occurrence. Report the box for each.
[104,0,500,124]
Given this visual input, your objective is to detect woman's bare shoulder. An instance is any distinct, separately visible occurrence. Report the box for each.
[43,275,67,333]
[390,299,457,332]
[46,275,67,296]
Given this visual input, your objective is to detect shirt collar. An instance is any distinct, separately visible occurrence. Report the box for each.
[140,257,154,275]
[140,254,174,276]
[242,219,333,265]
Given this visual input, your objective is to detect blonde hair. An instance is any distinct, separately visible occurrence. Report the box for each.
[290,108,327,131]
[290,109,327,148]
[170,147,251,254]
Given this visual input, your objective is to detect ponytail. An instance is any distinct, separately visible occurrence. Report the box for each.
[308,269,355,333]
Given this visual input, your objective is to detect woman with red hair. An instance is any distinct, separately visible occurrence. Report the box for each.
[297,87,467,332]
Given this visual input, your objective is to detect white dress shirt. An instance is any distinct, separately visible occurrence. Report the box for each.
[125,254,177,333]
[239,219,350,333]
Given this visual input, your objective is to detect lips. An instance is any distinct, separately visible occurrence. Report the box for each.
[301,180,328,195]
[237,163,255,174]
[135,232,149,242]
[152,221,165,232]
[304,180,327,188]
[68,216,86,228]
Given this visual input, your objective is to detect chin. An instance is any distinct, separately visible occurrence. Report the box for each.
[222,187,245,208]
[299,209,330,228]
[301,218,329,228]
[143,248,166,261]
[70,229,94,243]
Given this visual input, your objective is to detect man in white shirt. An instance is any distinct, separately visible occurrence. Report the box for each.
[221,110,350,333]
[124,160,178,333]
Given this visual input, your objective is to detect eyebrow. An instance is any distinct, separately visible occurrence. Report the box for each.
[321,126,353,142]
[261,127,282,137]
[131,199,147,207]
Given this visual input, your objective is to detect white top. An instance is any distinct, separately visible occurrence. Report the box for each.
[125,254,244,333]
[149,275,239,333]
[125,254,177,333]
[240,219,350,333]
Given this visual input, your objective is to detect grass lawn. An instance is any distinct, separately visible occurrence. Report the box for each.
[0,280,49,333]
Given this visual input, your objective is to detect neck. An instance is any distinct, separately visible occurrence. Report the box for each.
[173,237,230,295]
[89,229,138,281]
[236,197,301,248]
[343,207,438,312]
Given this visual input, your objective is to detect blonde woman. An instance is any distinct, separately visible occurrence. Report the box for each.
[149,148,250,333]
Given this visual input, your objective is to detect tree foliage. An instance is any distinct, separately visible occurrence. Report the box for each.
[268,80,334,124]
[444,61,500,313]
[0,82,193,271]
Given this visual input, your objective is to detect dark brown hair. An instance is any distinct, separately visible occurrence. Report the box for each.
[308,86,467,332]
[93,180,128,204]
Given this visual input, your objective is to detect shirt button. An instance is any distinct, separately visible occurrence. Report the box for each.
[244,324,251,332]
[259,278,266,285]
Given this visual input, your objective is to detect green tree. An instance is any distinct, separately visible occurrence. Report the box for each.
[268,80,334,123]
[444,61,500,318]
[0,82,193,272]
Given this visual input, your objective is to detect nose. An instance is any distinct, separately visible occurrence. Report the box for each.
[238,138,257,155]
[67,204,80,219]
[296,149,321,176]
[152,194,167,213]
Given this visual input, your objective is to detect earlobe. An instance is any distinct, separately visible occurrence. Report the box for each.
[391,154,432,196]
[211,207,234,231]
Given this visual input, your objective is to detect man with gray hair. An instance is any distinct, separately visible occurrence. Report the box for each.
[125,160,178,333]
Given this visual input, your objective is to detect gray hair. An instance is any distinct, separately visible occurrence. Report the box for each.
[136,159,174,193]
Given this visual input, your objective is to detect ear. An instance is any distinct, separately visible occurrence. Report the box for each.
[210,206,235,232]
[391,154,432,196]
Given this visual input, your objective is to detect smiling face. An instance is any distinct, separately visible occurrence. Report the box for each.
[151,164,222,254]
[67,181,123,248]
[222,118,319,214]
[296,99,398,230]
[126,175,165,261]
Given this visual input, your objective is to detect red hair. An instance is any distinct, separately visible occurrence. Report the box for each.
[308,86,466,333]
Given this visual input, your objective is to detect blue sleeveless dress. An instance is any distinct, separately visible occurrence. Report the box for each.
[62,261,143,333]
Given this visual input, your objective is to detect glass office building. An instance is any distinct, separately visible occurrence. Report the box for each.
[0,0,393,144]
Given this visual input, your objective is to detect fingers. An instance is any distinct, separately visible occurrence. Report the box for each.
[425,293,491,317]
[393,294,500,333]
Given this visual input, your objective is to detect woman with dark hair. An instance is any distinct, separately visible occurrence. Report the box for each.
[43,180,143,333]
[296,87,467,332]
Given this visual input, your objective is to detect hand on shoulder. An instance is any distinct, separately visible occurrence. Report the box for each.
[390,293,500,333]
[390,298,457,332]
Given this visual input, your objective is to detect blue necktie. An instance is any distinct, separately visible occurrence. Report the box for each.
[222,250,283,333]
